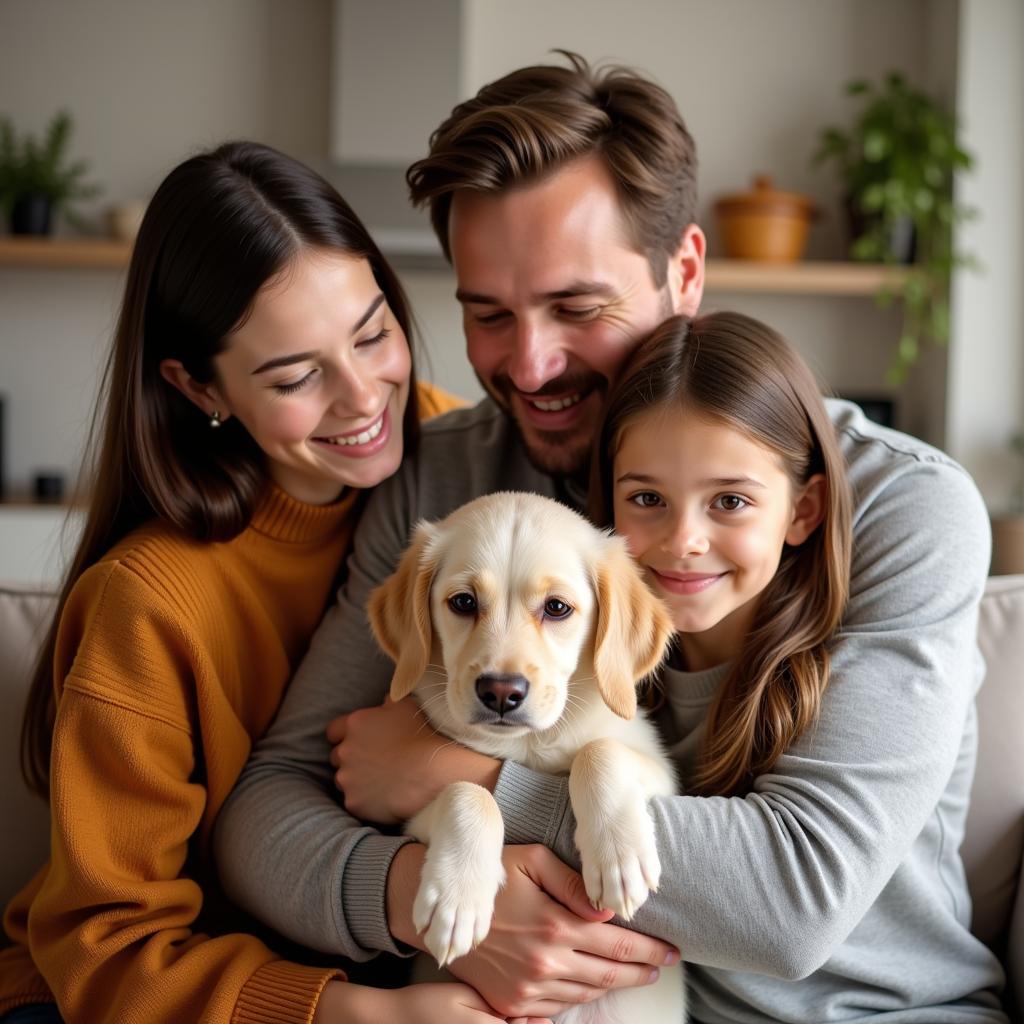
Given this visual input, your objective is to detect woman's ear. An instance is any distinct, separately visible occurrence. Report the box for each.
[159,359,231,423]
[786,473,827,546]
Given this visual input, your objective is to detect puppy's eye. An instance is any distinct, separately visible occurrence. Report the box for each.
[448,592,478,616]
[543,598,573,620]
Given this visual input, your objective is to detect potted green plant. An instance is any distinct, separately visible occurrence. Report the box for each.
[812,72,974,383]
[991,431,1024,575]
[0,110,100,236]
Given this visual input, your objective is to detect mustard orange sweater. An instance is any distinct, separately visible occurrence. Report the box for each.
[0,383,459,1023]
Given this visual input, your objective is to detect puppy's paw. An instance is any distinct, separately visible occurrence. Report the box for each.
[413,844,506,966]
[576,801,660,920]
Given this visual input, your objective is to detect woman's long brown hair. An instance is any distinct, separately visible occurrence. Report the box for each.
[591,313,852,796]
[21,141,420,798]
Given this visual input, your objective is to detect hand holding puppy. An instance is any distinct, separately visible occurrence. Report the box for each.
[327,697,500,824]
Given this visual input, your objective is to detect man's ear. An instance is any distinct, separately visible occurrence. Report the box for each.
[665,223,706,319]
[159,359,231,423]
[786,473,827,546]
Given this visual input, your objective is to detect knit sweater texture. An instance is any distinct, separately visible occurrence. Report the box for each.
[216,396,1008,1022]
[0,382,458,1023]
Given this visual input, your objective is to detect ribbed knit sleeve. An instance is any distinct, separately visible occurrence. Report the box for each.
[232,960,338,1024]
[10,488,358,1024]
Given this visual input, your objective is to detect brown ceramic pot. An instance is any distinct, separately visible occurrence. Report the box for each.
[714,174,817,262]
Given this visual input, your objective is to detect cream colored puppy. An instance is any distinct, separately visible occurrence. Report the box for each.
[368,491,686,1024]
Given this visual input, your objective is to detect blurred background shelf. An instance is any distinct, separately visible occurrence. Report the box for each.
[706,259,908,296]
[0,238,907,296]
[0,236,131,269]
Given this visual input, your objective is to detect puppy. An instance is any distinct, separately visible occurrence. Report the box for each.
[368,491,686,1024]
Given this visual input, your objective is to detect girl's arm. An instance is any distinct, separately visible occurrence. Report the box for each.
[488,457,993,975]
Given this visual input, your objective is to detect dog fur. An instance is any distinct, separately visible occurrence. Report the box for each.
[368,491,686,1023]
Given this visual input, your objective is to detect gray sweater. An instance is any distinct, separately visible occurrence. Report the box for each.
[215,397,1008,1022]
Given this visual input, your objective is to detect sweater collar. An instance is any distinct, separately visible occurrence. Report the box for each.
[248,483,360,545]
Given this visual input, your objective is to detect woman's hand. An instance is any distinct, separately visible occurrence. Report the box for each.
[314,979,551,1023]
[387,844,680,1020]
[327,697,500,823]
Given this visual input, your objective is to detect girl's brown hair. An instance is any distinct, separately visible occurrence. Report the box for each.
[407,50,697,287]
[591,313,852,796]
[21,141,420,797]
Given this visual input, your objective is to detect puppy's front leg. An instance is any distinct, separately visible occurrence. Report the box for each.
[406,781,506,966]
[569,739,675,921]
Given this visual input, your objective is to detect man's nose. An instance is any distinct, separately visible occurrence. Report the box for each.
[506,321,568,394]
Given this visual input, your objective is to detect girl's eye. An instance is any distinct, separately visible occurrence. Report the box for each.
[543,598,573,620]
[448,592,478,616]
[273,370,316,395]
[629,491,664,508]
[714,494,748,512]
[358,327,391,348]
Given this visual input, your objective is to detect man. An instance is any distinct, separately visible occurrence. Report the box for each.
[216,54,1006,1022]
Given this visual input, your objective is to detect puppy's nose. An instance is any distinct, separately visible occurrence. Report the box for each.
[475,673,530,716]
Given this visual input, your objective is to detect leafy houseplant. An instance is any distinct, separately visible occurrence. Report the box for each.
[813,73,974,383]
[0,110,100,235]
[1011,431,1024,517]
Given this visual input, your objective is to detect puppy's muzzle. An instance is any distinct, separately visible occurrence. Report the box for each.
[474,673,530,724]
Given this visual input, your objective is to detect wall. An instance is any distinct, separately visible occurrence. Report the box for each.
[1,0,1019,569]
[946,0,1024,513]
[0,0,332,497]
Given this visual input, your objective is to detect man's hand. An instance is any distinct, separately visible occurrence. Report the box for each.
[314,979,552,1023]
[387,844,680,1020]
[327,697,501,823]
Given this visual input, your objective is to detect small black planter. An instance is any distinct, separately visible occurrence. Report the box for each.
[10,193,54,236]
[844,196,916,265]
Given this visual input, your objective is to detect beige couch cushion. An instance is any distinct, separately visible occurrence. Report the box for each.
[0,576,1021,996]
[962,574,1024,962]
[0,585,56,913]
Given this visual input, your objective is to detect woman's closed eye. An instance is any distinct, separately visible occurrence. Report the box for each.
[273,369,318,395]
[358,327,391,348]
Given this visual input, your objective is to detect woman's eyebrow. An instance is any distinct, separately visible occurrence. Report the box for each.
[351,292,386,333]
[252,293,386,374]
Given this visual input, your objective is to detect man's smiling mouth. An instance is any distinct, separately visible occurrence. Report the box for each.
[528,393,583,412]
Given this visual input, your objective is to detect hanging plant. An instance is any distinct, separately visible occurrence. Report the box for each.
[812,73,975,383]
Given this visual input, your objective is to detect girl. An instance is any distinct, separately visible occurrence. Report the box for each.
[0,141,521,1024]
[590,311,852,797]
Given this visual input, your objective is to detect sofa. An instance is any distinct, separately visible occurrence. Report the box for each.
[1,577,1022,1013]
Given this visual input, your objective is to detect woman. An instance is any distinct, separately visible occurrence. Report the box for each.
[0,142,517,1024]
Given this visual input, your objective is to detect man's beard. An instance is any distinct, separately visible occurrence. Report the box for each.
[480,370,605,479]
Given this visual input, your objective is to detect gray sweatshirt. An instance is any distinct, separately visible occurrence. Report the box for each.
[214,397,1007,1022]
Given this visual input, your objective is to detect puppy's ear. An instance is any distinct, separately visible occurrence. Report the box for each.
[593,538,675,719]
[367,521,440,701]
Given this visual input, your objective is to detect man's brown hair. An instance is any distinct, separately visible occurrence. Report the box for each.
[407,51,697,286]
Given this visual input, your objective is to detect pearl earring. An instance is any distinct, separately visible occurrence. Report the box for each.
[209,410,222,429]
